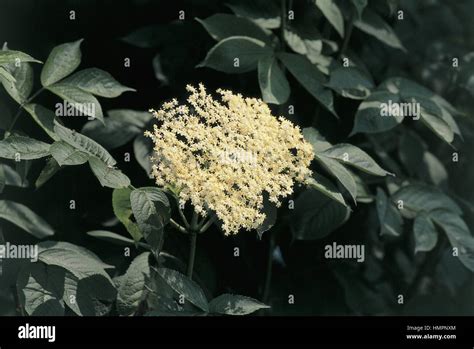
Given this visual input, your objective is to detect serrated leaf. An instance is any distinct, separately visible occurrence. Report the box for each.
[196,14,273,44]
[17,263,65,316]
[354,9,405,50]
[53,120,116,166]
[315,0,344,37]
[23,104,58,141]
[209,294,269,315]
[47,82,104,122]
[257,55,290,105]
[320,143,391,176]
[88,156,130,189]
[316,155,357,202]
[50,141,89,166]
[0,60,33,104]
[156,267,209,312]
[130,187,170,252]
[81,109,151,150]
[117,252,151,315]
[306,174,347,206]
[278,52,337,117]
[37,241,114,282]
[112,188,142,242]
[0,135,50,160]
[0,200,54,238]
[392,184,462,217]
[413,213,438,253]
[326,67,374,99]
[376,188,403,237]
[291,188,350,240]
[41,39,83,87]
[63,68,135,98]
[198,36,271,74]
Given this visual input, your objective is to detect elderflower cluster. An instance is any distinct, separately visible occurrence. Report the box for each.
[146,84,314,235]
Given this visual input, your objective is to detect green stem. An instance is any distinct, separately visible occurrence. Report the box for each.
[186,232,197,279]
[338,12,354,60]
[178,206,190,229]
[170,218,188,234]
[6,87,45,134]
[198,216,216,234]
[280,0,287,52]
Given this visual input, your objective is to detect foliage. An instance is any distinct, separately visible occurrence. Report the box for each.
[1,0,473,316]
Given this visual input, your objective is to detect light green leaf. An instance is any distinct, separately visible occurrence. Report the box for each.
[50,141,89,166]
[258,55,290,105]
[87,230,137,246]
[302,127,332,153]
[0,135,50,160]
[41,39,83,87]
[196,14,273,44]
[413,213,438,253]
[306,174,347,207]
[278,52,337,117]
[116,252,151,315]
[88,156,130,189]
[225,0,280,29]
[63,68,135,98]
[82,109,151,150]
[315,0,344,37]
[209,294,269,315]
[0,200,54,238]
[419,111,454,144]
[35,157,61,188]
[291,188,350,240]
[0,50,41,65]
[376,188,403,237]
[326,67,374,99]
[316,155,357,202]
[198,36,271,74]
[320,143,391,176]
[0,61,33,104]
[47,82,104,122]
[112,188,142,242]
[53,120,116,166]
[23,104,58,141]
[156,267,209,312]
[354,9,405,50]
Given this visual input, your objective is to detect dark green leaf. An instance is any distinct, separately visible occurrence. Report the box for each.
[413,213,438,253]
[257,55,290,104]
[0,200,54,238]
[0,135,50,160]
[88,156,131,189]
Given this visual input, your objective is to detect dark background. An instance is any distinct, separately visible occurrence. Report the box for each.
[0,0,473,316]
